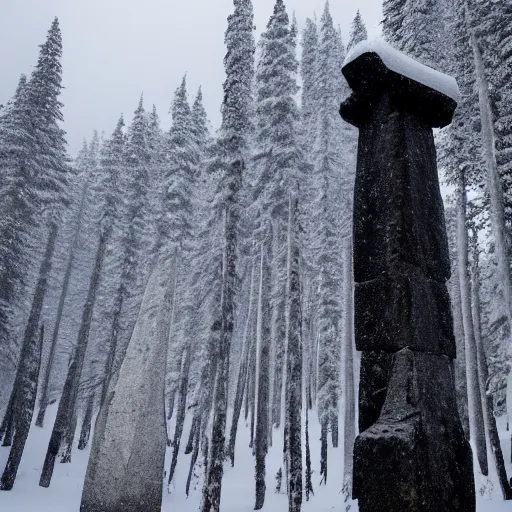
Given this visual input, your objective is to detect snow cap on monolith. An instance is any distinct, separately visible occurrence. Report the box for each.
[340,38,459,128]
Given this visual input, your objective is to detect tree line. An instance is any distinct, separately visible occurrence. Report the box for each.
[0,0,511,510]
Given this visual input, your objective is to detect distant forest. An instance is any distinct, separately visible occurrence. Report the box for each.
[0,0,512,510]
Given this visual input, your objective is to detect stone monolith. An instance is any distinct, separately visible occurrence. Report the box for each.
[340,40,476,512]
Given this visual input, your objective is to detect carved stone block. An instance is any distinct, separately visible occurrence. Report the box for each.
[354,265,456,357]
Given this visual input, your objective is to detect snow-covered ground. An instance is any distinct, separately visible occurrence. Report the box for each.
[1,404,511,511]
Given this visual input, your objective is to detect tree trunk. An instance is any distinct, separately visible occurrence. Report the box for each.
[464,1,512,329]
[60,410,77,463]
[456,179,488,476]
[342,237,356,506]
[320,419,328,485]
[450,254,470,438]
[99,295,122,411]
[228,257,256,466]
[248,322,257,449]
[469,229,512,499]
[78,393,94,450]
[268,222,279,434]
[202,202,239,512]
[1,222,58,446]
[304,404,313,501]
[40,227,109,488]
[186,411,201,496]
[168,344,192,486]
[0,324,44,490]
[37,181,90,428]
[284,194,302,512]
[254,242,270,511]
[36,245,75,428]
[185,411,199,455]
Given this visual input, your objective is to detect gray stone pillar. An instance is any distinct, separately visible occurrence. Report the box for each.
[340,44,476,512]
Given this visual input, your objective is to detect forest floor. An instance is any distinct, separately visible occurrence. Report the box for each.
[0,404,511,511]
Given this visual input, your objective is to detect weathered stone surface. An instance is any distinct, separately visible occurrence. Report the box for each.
[354,349,475,512]
[80,255,173,512]
[355,265,455,357]
[349,92,451,284]
[358,351,394,432]
[342,43,475,512]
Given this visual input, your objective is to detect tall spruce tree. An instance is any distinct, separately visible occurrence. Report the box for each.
[160,77,195,251]
[252,0,301,507]
[382,0,446,68]
[314,2,346,482]
[201,1,255,510]
[0,75,33,373]
[477,0,512,233]
[0,19,70,476]
[347,10,368,51]
[299,17,320,409]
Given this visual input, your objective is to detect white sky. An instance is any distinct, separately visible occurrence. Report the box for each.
[0,0,382,155]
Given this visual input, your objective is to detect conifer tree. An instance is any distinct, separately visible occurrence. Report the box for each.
[382,0,446,68]
[102,96,153,394]
[0,75,33,366]
[252,0,301,507]
[95,115,126,408]
[36,142,92,428]
[299,18,320,407]
[0,18,70,465]
[160,77,195,250]
[201,2,254,510]
[477,1,512,231]
[347,10,368,51]
[314,2,345,480]
[300,18,319,156]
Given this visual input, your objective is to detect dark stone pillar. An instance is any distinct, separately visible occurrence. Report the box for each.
[340,49,475,511]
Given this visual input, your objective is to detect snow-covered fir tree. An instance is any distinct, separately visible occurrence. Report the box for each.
[251,0,303,507]
[347,10,368,51]
[382,0,446,69]
[0,18,70,485]
[2,2,512,510]
[201,1,255,510]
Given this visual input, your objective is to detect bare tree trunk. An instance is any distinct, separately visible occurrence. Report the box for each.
[284,194,302,512]
[185,411,199,455]
[78,393,94,451]
[1,222,59,446]
[464,1,512,328]
[470,229,512,499]
[254,242,270,510]
[99,295,122,412]
[60,410,77,463]
[36,245,75,428]
[247,321,257,448]
[342,237,356,506]
[0,324,44,490]
[304,404,313,501]
[166,249,180,421]
[228,257,256,466]
[40,228,109,488]
[186,412,201,496]
[37,181,90,428]
[202,198,239,512]
[168,345,192,485]
[450,253,470,438]
[0,393,15,447]
[456,179,488,476]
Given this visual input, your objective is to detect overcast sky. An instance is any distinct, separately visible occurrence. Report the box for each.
[0,0,382,155]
